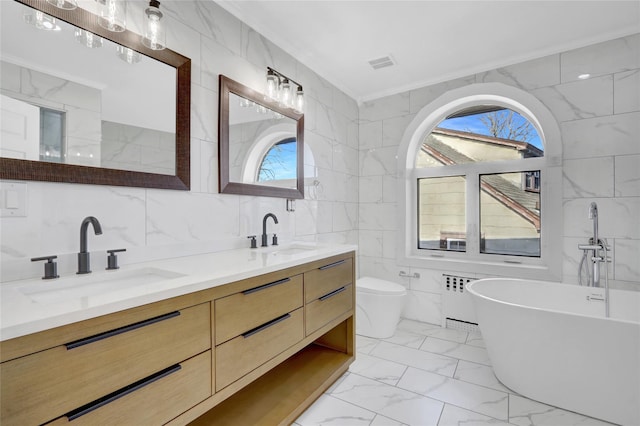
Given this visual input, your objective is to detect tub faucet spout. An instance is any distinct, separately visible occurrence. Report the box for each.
[261,213,278,247]
[78,216,102,274]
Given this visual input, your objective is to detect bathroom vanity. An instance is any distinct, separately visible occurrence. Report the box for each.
[0,244,356,425]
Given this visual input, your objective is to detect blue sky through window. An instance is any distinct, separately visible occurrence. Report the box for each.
[438,109,543,150]
[258,139,297,181]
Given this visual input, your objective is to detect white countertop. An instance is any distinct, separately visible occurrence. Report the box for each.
[0,242,356,342]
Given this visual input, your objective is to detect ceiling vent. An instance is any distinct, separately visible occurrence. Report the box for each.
[368,55,395,70]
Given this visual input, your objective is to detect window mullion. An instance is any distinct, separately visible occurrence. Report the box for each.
[466,169,480,255]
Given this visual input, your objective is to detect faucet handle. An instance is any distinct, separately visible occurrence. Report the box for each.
[106,249,126,270]
[31,255,60,280]
[272,233,278,246]
[247,236,257,249]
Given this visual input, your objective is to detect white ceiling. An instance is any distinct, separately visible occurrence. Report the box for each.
[216,1,640,104]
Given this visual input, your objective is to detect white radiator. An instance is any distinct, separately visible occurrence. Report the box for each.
[441,274,479,333]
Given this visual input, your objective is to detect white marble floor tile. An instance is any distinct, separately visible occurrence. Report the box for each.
[453,360,511,394]
[330,373,444,426]
[371,341,459,377]
[397,320,468,344]
[356,334,380,354]
[382,328,427,349]
[509,395,615,426]
[371,414,408,426]
[421,337,492,366]
[294,394,376,425]
[397,367,509,421]
[465,333,486,348]
[438,404,512,426]
[348,353,407,385]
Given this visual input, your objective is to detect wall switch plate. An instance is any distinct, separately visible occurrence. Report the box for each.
[0,181,27,217]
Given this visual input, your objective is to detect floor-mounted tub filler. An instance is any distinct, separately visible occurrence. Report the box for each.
[467,278,639,426]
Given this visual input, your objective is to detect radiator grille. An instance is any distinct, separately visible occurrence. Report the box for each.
[442,274,478,329]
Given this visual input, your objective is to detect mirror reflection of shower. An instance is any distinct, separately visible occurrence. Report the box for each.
[578,202,611,317]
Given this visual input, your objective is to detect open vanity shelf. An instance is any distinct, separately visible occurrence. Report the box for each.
[0,251,355,426]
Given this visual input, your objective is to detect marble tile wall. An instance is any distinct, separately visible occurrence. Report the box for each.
[358,33,640,324]
[0,0,358,282]
[1,61,102,167]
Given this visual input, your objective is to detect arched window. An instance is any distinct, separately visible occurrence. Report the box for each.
[398,83,562,279]
[257,137,297,182]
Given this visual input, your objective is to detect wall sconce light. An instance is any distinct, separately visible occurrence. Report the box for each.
[142,0,166,51]
[96,0,126,32]
[116,45,141,64]
[75,29,103,48]
[265,67,304,113]
[23,10,61,31]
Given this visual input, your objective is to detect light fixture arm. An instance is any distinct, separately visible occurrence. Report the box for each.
[267,67,303,92]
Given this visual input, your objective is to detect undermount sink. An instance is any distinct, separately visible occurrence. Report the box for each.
[268,243,318,256]
[19,267,185,305]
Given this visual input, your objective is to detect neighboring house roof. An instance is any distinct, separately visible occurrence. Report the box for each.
[432,128,544,158]
[421,130,540,230]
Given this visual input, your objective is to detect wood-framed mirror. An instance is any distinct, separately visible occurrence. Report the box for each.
[0,0,191,190]
[218,74,304,199]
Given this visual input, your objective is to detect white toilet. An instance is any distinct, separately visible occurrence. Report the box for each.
[356,277,407,339]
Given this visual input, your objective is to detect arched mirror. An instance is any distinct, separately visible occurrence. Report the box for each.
[218,75,304,199]
[0,0,190,190]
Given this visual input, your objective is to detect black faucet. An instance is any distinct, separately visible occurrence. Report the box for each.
[78,216,102,274]
[261,213,278,247]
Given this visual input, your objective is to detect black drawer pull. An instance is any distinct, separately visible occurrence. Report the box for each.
[242,313,291,339]
[318,259,346,270]
[242,277,291,295]
[65,311,180,350]
[319,286,347,301]
[66,364,181,421]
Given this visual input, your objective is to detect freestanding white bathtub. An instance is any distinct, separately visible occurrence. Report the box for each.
[467,278,640,426]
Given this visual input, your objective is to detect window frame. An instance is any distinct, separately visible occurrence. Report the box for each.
[397,83,562,280]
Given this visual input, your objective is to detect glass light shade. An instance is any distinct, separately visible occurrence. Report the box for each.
[295,87,304,113]
[24,11,61,31]
[280,79,292,108]
[142,1,166,51]
[46,0,77,10]
[97,0,126,32]
[239,97,252,108]
[116,46,141,64]
[75,29,103,48]
[265,71,278,101]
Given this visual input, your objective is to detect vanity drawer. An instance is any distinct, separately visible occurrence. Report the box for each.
[216,307,304,391]
[304,257,353,303]
[306,284,353,335]
[1,303,211,426]
[215,274,303,345]
[46,350,211,426]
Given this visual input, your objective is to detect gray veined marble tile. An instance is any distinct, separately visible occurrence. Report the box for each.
[438,403,512,426]
[509,394,615,426]
[420,337,492,366]
[370,341,458,377]
[348,353,407,385]
[562,157,615,199]
[397,367,509,421]
[382,328,426,349]
[356,334,381,355]
[614,154,640,197]
[371,414,407,426]
[465,333,486,348]
[294,394,376,426]
[453,360,511,394]
[329,373,444,426]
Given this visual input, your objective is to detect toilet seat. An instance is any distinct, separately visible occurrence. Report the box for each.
[357,277,406,295]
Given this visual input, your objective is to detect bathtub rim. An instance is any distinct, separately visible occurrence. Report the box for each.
[467,277,639,326]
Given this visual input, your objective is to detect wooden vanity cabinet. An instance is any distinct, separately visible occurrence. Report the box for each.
[1,302,212,426]
[0,250,355,426]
